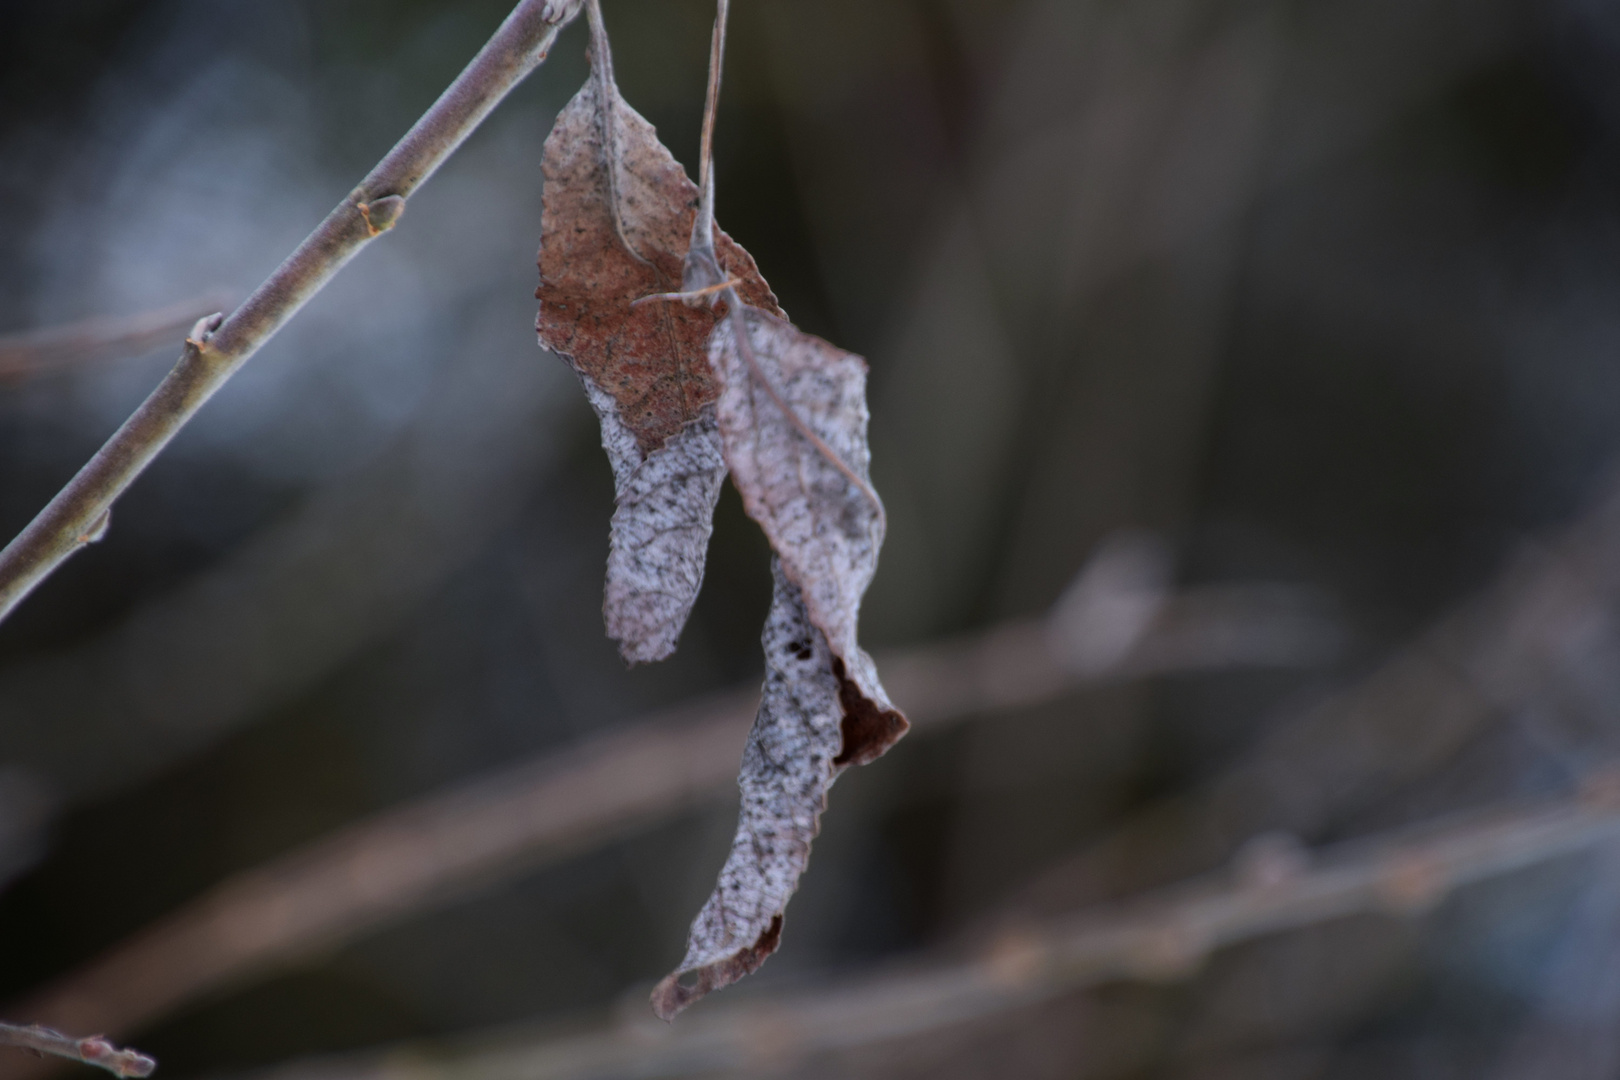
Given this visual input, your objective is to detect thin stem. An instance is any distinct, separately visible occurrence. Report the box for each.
[697,0,730,196]
[0,1024,152,1079]
[584,0,648,264]
[681,0,730,294]
[677,0,880,526]
[0,0,582,625]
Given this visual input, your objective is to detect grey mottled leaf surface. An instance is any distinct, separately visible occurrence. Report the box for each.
[651,560,844,1019]
[648,309,908,1019]
[578,375,727,664]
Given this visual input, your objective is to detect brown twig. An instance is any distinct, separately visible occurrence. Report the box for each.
[235,779,1620,1080]
[0,294,234,381]
[680,0,726,298]
[0,563,1332,1066]
[696,0,729,197]
[0,0,584,624]
[0,1024,152,1079]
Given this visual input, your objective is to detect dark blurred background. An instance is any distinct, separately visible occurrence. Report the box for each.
[5,0,1620,1077]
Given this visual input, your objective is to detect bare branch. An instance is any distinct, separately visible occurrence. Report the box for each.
[0,558,1330,1064]
[0,294,234,381]
[0,0,583,624]
[0,1024,152,1079]
[0,329,566,809]
[237,778,1620,1080]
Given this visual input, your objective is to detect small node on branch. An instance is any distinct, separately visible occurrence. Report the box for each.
[541,0,585,23]
[75,1037,156,1079]
[0,1023,155,1078]
[358,195,407,236]
[183,313,224,354]
[76,509,111,547]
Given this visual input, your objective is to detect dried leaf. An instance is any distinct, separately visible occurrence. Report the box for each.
[650,559,844,1019]
[536,42,781,663]
[596,0,907,1016]
[648,310,909,1020]
[709,310,906,757]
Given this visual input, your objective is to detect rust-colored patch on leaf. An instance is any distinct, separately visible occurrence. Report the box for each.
[536,24,785,664]
[832,657,909,767]
[536,76,781,455]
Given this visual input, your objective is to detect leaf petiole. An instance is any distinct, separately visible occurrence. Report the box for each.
[629,278,743,307]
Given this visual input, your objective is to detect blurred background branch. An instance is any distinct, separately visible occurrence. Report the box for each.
[232,779,1620,1080]
[3,0,1619,1077]
[0,295,233,382]
[998,472,1620,924]
[0,538,1335,1070]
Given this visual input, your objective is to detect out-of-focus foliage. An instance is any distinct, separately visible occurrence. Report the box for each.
[4,0,1620,1077]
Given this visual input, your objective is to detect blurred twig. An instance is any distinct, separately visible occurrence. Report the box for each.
[0,0,583,623]
[0,1025,152,1079]
[999,473,1620,921]
[238,778,1620,1080]
[0,541,1334,1064]
[0,294,234,381]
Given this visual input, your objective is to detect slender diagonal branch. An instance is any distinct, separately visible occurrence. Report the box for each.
[0,1025,152,1079]
[0,294,234,380]
[0,0,584,624]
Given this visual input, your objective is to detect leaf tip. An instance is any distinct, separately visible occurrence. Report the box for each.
[649,915,784,1021]
[614,636,676,667]
[648,973,694,1022]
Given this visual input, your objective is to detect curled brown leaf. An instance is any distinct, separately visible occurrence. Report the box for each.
[535,21,781,663]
